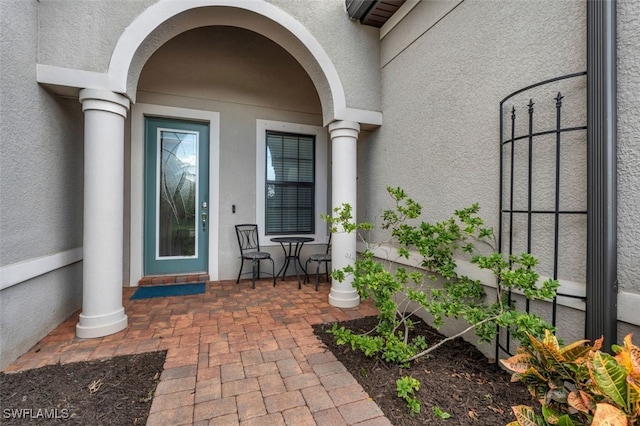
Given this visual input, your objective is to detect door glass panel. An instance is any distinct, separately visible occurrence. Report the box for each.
[158,130,198,258]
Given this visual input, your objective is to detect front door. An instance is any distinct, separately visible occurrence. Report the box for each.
[144,117,209,275]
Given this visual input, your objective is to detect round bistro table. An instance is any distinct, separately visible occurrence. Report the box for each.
[270,236,315,288]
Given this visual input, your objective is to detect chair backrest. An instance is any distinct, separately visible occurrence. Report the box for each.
[235,224,260,254]
[325,233,332,255]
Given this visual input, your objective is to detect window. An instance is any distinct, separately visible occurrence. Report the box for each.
[256,120,328,245]
[265,131,315,234]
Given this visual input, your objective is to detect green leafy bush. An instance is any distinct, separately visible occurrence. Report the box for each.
[323,187,559,415]
[396,376,421,416]
[325,187,558,363]
[433,405,452,420]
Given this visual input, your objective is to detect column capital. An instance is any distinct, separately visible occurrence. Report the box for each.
[328,120,360,137]
[79,89,130,118]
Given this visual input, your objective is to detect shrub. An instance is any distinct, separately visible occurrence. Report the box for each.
[501,332,640,425]
[325,186,558,364]
[396,376,421,416]
[323,187,559,415]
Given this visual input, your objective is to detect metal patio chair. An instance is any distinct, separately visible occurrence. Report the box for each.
[305,234,331,291]
[235,224,276,289]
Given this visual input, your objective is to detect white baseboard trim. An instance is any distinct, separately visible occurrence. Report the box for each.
[0,248,83,290]
[618,291,640,325]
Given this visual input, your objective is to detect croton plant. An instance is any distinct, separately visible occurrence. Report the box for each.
[501,331,640,426]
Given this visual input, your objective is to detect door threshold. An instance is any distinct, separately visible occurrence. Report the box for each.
[139,273,210,286]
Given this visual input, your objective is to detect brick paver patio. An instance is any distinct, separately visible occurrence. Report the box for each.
[3,279,390,425]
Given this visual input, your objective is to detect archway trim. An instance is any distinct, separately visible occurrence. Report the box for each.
[36,0,383,126]
[109,0,347,123]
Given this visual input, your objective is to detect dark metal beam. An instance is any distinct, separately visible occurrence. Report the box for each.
[345,0,405,28]
[345,0,377,21]
[586,0,618,350]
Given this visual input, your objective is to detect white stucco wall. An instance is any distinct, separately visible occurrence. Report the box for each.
[134,25,327,281]
[266,0,381,111]
[0,265,83,370]
[1,3,85,265]
[35,0,381,115]
[368,0,585,227]
[36,0,155,73]
[617,0,640,297]
[0,0,84,370]
[137,26,321,116]
[360,0,639,342]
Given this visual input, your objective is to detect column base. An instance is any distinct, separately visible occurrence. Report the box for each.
[328,288,360,308]
[76,307,128,339]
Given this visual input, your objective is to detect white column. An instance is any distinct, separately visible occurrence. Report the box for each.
[328,120,360,308]
[76,89,129,338]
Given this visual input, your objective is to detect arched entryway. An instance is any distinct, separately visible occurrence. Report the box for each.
[37,0,382,338]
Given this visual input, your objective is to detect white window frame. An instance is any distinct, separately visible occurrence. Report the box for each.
[256,119,328,246]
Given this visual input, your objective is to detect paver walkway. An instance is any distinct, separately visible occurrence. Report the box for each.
[4,280,391,425]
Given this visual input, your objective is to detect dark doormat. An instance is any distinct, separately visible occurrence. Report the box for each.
[130,282,206,300]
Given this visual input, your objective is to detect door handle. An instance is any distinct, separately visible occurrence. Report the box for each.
[201,201,208,231]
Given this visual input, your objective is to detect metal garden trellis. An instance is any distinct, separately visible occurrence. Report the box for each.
[496,72,588,360]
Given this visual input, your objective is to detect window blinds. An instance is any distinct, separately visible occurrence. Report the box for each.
[265,131,315,234]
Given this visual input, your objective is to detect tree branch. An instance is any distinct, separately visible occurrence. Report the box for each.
[402,316,497,363]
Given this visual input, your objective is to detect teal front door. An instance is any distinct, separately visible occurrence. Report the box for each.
[144,117,209,275]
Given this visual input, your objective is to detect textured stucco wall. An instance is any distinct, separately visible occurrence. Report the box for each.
[362,0,590,342]
[0,0,83,369]
[135,25,326,280]
[0,265,83,370]
[360,0,586,282]
[266,0,381,111]
[617,0,640,296]
[137,26,321,116]
[36,0,381,113]
[361,0,639,342]
[1,3,85,265]
[367,0,585,229]
[36,0,156,73]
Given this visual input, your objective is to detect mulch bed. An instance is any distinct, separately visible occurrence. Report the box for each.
[0,319,535,425]
[0,351,166,425]
[313,316,535,425]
